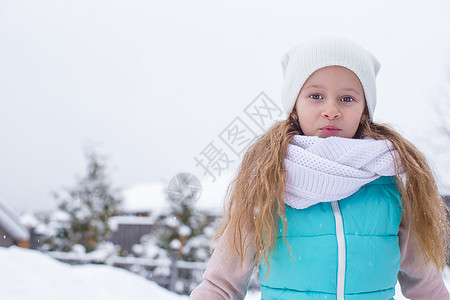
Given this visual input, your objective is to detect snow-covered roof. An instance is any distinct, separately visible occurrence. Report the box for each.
[109,216,155,231]
[0,198,30,241]
[121,181,169,214]
[121,172,236,216]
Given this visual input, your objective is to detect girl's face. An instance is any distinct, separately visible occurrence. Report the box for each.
[295,66,366,139]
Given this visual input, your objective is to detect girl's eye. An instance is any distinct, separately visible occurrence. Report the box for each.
[341,97,354,102]
[309,94,323,100]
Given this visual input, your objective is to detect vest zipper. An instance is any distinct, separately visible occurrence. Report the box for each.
[331,201,346,300]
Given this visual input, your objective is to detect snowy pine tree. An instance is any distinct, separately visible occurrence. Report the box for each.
[150,200,215,262]
[132,174,216,294]
[43,145,122,252]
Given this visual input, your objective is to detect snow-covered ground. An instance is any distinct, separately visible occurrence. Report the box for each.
[1,246,450,299]
[0,246,261,300]
[0,246,184,300]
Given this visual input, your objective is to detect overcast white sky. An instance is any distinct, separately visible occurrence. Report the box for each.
[1,0,450,214]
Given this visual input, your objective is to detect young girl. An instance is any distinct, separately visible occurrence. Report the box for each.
[189,36,450,299]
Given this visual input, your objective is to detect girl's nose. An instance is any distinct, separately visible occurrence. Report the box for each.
[321,103,341,120]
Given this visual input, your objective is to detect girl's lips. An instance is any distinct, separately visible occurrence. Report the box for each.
[320,126,341,135]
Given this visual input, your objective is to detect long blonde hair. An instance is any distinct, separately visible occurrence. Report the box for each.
[214,107,450,277]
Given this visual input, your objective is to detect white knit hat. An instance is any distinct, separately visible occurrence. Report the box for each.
[280,36,381,119]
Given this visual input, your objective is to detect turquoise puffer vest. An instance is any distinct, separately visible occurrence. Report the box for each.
[259,176,402,300]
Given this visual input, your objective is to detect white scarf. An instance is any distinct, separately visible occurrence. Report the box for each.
[283,135,399,209]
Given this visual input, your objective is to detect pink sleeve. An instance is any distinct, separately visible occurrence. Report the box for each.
[189,228,256,300]
[397,216,449,299]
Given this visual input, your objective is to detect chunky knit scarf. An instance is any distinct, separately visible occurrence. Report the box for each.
[283,135,399,209]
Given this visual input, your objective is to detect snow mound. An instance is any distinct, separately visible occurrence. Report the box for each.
[0,246,187,300]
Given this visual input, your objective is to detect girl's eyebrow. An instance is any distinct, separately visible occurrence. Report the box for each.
[340,87,361,96]
[303,84,361,96]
